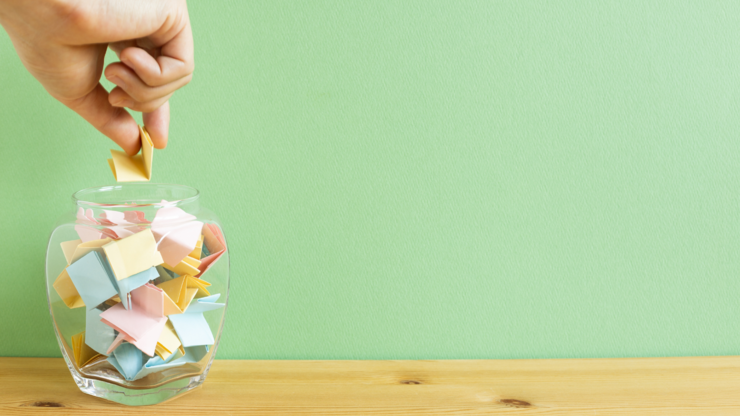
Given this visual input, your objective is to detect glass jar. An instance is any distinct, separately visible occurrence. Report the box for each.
[44,184,229,406]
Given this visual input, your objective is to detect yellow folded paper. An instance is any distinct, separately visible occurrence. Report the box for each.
[188,276,211,298]
[189,235,204,260]
[157,275,211,315]
[69,238,112,264]
[108,125,154,182]
[103,229,164,280]
[53,269,85,309]
[155,321,182,360]
[162,255,201,276]
[71,332,100,367]
[60,239,82,264]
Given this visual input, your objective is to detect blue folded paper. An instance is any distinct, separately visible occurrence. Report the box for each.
[85,307,116,355]
[66,250,159,311]
[108,343,144,380]
[66,251,118,310]
[169,294,225,347]
[108,342,210,381]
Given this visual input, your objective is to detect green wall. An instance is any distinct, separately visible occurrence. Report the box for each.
[2,1,740,359]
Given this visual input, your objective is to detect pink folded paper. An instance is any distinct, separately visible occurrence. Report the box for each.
[100,284,167,356]
[124,211,150,224]
[152,202,203,268]
[98,210,146,240]
[75,208,106,242]
[196,223,226,278]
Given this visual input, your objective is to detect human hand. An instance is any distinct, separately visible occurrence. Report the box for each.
[0,0,193,155]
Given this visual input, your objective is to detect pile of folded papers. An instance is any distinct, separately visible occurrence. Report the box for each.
[53,202,227,381]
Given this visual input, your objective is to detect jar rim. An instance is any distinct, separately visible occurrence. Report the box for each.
[72,183,200,208]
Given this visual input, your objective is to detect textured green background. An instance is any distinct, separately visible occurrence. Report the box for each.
[1,1,739,359]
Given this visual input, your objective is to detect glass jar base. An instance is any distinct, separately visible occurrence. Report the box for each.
[72,372,205,406]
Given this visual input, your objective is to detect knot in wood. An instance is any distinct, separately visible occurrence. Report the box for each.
[30,401,64,407]
[400,379,422,385]
[499,399,531,408]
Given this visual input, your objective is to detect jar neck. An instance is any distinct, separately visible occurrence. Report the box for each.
[73,184,200,219]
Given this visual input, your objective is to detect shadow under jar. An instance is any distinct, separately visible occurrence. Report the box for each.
[45,184,229,406]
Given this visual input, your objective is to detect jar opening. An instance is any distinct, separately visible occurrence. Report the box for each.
[73,183,200,207]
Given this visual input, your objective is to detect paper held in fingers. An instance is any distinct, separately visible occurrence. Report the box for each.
[108,125,154,182]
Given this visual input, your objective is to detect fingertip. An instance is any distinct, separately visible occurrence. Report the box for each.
[115,119,143,156]
[143,101,170,149]
[104,62,129,84]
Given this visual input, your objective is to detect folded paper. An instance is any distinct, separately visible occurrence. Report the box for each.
[116,267,159,310]
[151,203,198,234]
[69,238,112,265]
[123,210,150,224]
[155,320,182,360]
[75,208,103,242]
[168,313,213,348]
[162,255,201,276]
[103,229,163,280]
[106,332,127,355]
[108,125,154,182]
[119,348,182,382]
[185,293,224,313]
[53,269,85,309]
[113,345,209,381]
[196,224,226,277]
[71,332,100,367]
[60,239,81,264]
[189,235,204,260]
[85,307,117,355]
[107,342,145,380]
[66,251,118,310]
[100,284,167,356]
[62,245,159,313]
[169,293,224,347]
[99,210,140,239]
[157,275,211,315]
[153,265,174,285]
[152,204,204,267]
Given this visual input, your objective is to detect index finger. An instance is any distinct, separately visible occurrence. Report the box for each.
[60,83,141,156]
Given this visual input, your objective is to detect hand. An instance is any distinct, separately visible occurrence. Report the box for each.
[0,0,193,155]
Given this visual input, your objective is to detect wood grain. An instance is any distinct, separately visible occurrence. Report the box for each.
[2,356,740,415]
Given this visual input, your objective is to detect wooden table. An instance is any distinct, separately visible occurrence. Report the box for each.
[2,356,739,414]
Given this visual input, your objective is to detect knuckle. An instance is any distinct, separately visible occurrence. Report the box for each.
[130,88,156,103]
[141,73,163,88]
[55,0,96,33]
[136,102,161,113]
